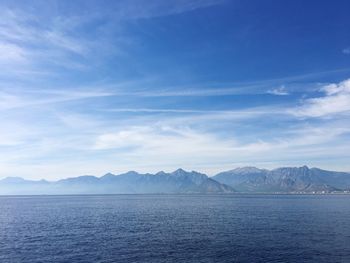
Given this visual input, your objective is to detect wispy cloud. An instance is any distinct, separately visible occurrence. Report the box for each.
[292,79,350,117]
[0,8,118,72]
[0,41,28,64]
[102,69,350,98]
[1,100,349,179]
[109,0,224,20]
[105,108,276,114]
[0,0,224,74]
[0,88,114,111]
[0,10,81,71]
[267,85,289,96]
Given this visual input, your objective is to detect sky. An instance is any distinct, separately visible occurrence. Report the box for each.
[0,0,350,180]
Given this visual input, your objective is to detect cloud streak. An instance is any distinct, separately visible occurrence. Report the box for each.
[292,79,350,117]
[0,88,115,111]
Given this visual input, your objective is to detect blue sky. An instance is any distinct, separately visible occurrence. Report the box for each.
[1,0,350,179]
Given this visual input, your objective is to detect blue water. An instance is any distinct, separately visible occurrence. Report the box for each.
[0,195,349,263]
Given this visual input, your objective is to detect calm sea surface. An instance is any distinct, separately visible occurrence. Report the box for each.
[0,194,349,263]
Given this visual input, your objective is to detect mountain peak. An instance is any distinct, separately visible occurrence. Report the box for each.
[172,168,187,174]
[101,172,116,178]
[125,170,139,175]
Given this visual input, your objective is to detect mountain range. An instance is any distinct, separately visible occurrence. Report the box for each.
[213,166,350,193]
[0,169,233,195]
[0,166,349,195]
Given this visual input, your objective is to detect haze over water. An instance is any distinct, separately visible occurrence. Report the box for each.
[1,194,349,263]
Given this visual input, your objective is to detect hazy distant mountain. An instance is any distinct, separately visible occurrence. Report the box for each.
[213,166,350,193]
[0,169,234,195]
[1,166,349,195]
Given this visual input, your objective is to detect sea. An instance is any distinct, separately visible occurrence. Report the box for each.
[0,194,349,263]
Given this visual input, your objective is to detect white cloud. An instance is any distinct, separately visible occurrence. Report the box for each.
[292,79,350,117]
[267,85,289,96]
[93,126,236,154]
[1,104,350,179]
[0,41,28,63]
